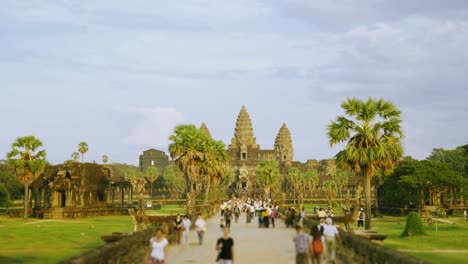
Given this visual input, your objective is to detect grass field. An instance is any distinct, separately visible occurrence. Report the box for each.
[372,216,468,264]
[0,205,185,264]
[145,204,186,216]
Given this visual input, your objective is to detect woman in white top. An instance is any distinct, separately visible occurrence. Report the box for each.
[194,214,207,245]
[146,228,169,264]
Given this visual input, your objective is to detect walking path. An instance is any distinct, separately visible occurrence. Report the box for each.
[168,214,297,264]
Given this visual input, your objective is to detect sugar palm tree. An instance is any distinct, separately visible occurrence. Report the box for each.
[145,166,159,197]
[287,167,301,204]
[78,142,88,163]
[169,125,209,214]
[327,97,404,229]
[102,155,108,164]
[71,152,80,162]
[7,136,47,219]
[201,139,229,205]
[256,160,281,200]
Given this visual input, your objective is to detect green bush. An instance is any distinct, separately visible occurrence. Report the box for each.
[401,211,426,237]
[0,183,11,208]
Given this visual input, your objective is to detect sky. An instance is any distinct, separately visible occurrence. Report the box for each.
[1,0,467,165]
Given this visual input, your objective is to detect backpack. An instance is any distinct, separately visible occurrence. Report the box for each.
[234,207,240,214]
[311,238,323,255]
[359,212,364,220]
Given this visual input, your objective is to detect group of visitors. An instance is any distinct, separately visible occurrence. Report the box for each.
[146,213,207,264]
[220,198,280,228]
[294,218,341,264]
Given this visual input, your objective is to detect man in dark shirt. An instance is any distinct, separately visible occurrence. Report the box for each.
[216,227,234,264]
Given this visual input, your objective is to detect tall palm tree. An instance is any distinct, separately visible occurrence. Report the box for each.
[102,155,108,164]
[287,167,301,204]
[256,160,281,200]
[327,97,404,229]
[7,136,47,219]
[201,139,229,205]
[322,180,338,208]
[78,142,88,163]
[304,169,319,197]
[169,125,208,214]
[145,166,159,198]
[71,152,80,162]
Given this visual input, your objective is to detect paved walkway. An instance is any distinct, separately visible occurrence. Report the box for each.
[168,214,297,264]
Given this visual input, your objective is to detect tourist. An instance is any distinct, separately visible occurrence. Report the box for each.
[318,218,326,235]
[216,227,235,264]
[220,202,226,217]
[182,215,191,244]
[309,225,325,264]
[323,218,341,264]
[262,208,270,228]
[224,208,232,228]
[246,205,252,223]
[357,208,365,229]
[285,208,293,228]
[234,205,241,223]
[270,205,277,228]
[317,208,326,218]
[146,228,169,264]
[173,214,183,244]
[299,207,306,224]
[293,224,310,264]
[195,214,207,245]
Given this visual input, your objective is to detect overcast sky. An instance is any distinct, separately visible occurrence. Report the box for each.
[1,0,467,165]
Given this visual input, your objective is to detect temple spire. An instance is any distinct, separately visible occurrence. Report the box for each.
[230,105,257,148]
[274,123,293,161]
[199,122,212,139]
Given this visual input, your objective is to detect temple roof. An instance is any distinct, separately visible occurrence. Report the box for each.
[231,105,257,148]
[199,122,212,139]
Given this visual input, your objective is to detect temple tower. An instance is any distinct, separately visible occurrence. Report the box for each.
[230,105,258,150]
[274,123,293,161]
[199,122,212,139]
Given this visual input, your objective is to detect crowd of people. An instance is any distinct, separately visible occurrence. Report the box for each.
[146,198,353,264]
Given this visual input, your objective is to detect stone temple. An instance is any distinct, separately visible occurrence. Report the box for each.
[139,105,363,199]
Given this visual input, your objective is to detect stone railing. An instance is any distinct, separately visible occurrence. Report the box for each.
[302,216,430,264]
[61,204,219,264]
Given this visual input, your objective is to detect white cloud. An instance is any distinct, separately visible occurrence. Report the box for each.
[123,107,184,148]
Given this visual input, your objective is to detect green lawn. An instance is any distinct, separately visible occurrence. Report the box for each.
[0,205,184,264]
[372,216,468,264]
[0,215,133,264]
[146,204,186,216]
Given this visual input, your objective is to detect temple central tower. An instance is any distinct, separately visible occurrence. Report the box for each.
[229,105,258,149]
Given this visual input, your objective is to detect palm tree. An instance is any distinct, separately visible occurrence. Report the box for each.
[78,142,88,163]
[7,136,47,219]
[322,180,338,208]
[332,169,349,199]
[287,167,301,204]
[256,160,281,200]
[102,155,108,164]
[145,166,159,197]
[163,165,186,198]
[201,139,229,205]
[169,125,209,214]
[327,97,404,229]
[304,169,319,197]
[71,152,80,162]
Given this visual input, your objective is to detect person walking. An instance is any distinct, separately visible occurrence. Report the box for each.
[309,225,325,264]
[224,208,232,228]
[234,205,241,223]
[357,208,365,229]
[146,228,169,264]
[195,214,207,245]
[182,215,191,244]
[293,224,310,264]
[173,214,183,244]
[323,218,341,264]
[216,227,234,264]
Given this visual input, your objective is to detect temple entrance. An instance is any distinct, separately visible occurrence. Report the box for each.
[60,190,66,208]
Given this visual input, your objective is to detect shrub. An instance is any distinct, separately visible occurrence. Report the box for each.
[401,211,426,237]
[0,183,11,208]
